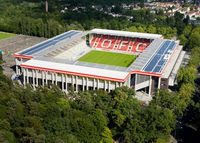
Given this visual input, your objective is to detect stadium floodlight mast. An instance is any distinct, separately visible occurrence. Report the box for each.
[45,0,48,12]
[41,0,48,12]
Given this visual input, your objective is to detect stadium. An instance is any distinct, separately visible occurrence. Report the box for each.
[14,29,185,95]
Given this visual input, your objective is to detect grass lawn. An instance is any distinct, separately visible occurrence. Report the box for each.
[78,50,137,67]
[0,32,16,40]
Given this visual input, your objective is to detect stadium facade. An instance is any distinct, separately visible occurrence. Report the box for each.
[14,29,185,95]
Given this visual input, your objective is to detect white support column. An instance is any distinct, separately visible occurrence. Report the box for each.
[61,74,64,91]
[75,76,78,92]
[51,73,54,86]
[134,74,137,91]
[86,78,88,90]
[16,66,19,75]
[26,69,29,84]
[32,70,35,89]
[120,82,122,87]
[149,76,152,95]
[89,34,91,44]
[158,77,161,89]
[42,71,44,86]
[19,67,21,75]
[97,79,99,89]
[35,70,38,87]
[23,68,25,86]
[127,76,131,88]
[82,77,85,91]
[104,80,106,91]
[45,71,47,85]
[71,75,74,85]
[65,75,68,93]
[108,81,110,92]
[55,73,57,86]
[71,76,74,91]
[15,59,18,75]
[19,66,21,75]
[93,79,95,90]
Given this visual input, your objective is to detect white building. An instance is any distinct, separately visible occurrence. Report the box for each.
[14,29,185,95]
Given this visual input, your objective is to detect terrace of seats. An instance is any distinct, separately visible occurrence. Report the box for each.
[90,34,150,53]
[53,39,91,61]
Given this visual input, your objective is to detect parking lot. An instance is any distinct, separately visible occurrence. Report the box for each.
[0,35,46,78]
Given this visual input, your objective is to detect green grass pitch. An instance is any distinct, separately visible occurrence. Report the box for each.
[0,32,16,40]
[78,50,137,67]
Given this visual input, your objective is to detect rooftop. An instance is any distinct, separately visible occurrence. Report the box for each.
[15,30,87,58]
[21,59,129,82]
[90,29,163,39]
[15,29,180,82]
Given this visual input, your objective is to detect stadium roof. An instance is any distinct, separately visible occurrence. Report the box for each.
[15,29,181,81]
[126,39,179,76]
[14,30,87,59]
[90,29,163,39]
[162,45,183,78]
[20,59,130,82]
[142,40,178,74]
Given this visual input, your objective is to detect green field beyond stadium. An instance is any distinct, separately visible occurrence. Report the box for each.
[0,32,15,40]
[78,50,137,67]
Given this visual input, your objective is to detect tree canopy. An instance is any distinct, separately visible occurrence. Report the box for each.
[0,0,189,38]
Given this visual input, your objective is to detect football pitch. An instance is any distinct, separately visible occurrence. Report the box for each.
[78,50,137,67]
[0,32,16,40]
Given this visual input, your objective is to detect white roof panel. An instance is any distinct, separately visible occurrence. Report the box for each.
[21,59,129,82]
[90,28,162,39]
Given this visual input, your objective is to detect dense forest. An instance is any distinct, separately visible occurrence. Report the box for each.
[0,0,186,38]
[8,0,174,7]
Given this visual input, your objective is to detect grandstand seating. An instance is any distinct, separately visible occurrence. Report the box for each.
[90,34,150,53]
[53,40,91,60]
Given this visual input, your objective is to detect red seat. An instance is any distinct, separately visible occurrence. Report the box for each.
[90,34,150,53]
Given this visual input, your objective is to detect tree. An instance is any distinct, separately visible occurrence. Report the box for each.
[19,128,45,143]
[0,119,15,143]
[189,32,200,48]
[127,26,137,32]
[189,47,200,67]
[67,109,102,143]
[152,90,184,116]
[137,26,145,33]
[147,25,156,34]
[109,87,140,137]
[143,105,175,142]
[0,130,15,143]
[123,116,146,143]
[123,104,175,143]
[100,127,113,143]
[139,2,144,8]
[156,138,168,143]
[177,66,197,87]
[178,34,187,47]
[111,5,122,14]
[174,12,185,34]
[178,83,195,107]
[183,15,190,25]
